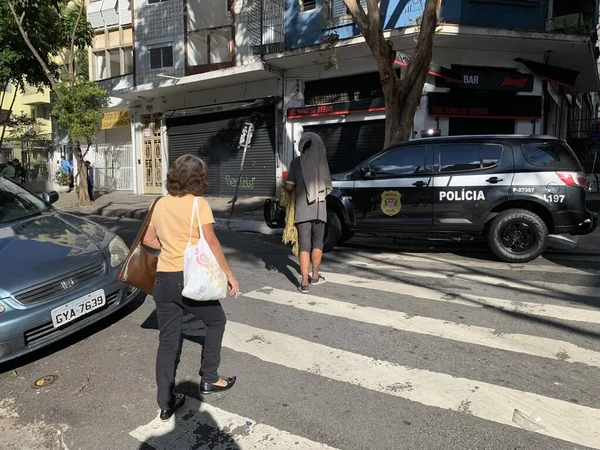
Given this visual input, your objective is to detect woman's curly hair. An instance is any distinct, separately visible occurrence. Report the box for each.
[166,155,209,196]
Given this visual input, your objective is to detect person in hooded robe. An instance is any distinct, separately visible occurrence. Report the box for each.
[285,132,332,293]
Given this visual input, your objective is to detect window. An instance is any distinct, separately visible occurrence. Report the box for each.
[148,0,170,4]
[482,144,503,168]
[299,0,316,12]
[369,146,428,177]
[95,52,107,80]
[149,45,173,69]
[521,142,580,171]
[108,49,120,77]
[36,106,50,120]
[0,177,49,224]
[330,0,366,18]
[123,47,134,74]
[439,144,481,172]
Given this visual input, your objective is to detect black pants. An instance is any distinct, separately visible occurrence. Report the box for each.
[153,271,227,409]
[87,183,94,201]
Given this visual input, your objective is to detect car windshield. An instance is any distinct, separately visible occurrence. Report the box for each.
[0,176,49,224]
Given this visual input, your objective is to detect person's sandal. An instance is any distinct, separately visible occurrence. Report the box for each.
[309,275,326,285]
[298,283,309,294]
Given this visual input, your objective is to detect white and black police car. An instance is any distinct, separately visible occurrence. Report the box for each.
[265,135,598,263]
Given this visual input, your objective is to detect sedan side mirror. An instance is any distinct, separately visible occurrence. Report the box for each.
[42,190,59,205]
[359,166,373,179]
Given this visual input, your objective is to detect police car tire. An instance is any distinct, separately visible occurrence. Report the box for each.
[487,208,548,263]
[323,210,342,252]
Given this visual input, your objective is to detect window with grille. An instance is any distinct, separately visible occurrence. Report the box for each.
[299,0,317,12]
[149,45,174,69]
[330,0,366,18]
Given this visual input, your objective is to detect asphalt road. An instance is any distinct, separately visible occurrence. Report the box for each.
[1,216,600,450]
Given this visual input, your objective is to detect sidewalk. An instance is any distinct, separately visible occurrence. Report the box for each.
[54,190,282,235]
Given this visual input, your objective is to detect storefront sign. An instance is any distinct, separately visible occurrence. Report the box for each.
[287,98,387,119]
[101,110,131,129]
[434,66,534,92]
[427,92,542,119]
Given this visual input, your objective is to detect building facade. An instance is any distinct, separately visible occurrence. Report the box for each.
[0,83,55,192]
[89,0,600,197]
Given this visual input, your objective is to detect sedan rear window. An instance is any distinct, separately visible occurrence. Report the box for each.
[521,142,582,171]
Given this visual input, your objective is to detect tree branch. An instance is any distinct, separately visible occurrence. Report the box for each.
[402,0,440,89]
[342,0,370,31]
[366,0,380,31]
[69,1,85,87]
[6,0,58,93]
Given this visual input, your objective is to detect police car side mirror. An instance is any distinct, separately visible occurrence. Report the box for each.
[360,166,373,179]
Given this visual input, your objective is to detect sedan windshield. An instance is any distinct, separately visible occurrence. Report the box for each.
[0,176,49,224]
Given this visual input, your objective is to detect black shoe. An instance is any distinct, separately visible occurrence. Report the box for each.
[298,283,309,294]
[159,393,186,421]
[200,376,237,395]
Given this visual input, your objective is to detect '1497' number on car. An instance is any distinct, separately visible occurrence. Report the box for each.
[544,194,565,203]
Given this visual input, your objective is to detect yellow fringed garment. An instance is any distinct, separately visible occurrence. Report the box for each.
[277,184,299,256]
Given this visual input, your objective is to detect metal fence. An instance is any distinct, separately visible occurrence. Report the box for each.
[86,143,134,192]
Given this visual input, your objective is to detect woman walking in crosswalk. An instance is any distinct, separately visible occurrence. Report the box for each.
[142,155,240,421]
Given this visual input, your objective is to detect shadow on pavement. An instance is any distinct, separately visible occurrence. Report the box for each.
[136,381,241,450]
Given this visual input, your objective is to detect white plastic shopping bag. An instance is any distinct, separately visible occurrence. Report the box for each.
[182,197,228,301]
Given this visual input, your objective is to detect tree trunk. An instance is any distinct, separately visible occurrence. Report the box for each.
[0,86,19,150]
[343,0,441,147]
[75,140,91,206]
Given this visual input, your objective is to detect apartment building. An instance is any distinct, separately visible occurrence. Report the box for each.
[92,0,286,196]
[93,0,600,197]
[274,0,600,175]
[0,83,55,192]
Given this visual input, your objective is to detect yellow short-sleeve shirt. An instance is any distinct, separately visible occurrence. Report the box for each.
[149,195,215,272]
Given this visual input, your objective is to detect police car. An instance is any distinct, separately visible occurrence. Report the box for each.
[268,135,598,263]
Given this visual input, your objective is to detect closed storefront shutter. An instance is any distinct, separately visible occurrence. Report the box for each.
[303,120,385,174]
[167,106,276,197]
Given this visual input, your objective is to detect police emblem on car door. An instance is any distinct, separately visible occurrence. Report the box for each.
[381,191,402,216]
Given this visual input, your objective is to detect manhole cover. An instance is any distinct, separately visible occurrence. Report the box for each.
[32,375,58,389]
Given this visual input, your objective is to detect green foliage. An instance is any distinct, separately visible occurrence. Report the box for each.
[3,112,44,143]
[54,168,71,186]
[6,0,94,86]
[52,82,109,141]
[0,2,54,89]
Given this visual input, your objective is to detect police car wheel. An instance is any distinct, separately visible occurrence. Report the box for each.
[323,210,342,252]
[487,209,548,263]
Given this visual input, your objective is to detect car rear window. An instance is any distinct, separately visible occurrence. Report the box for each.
[521,142,582,171]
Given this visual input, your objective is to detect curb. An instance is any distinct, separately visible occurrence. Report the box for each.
[214,218,282,236]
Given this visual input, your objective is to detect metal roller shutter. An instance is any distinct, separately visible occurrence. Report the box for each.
[167,106,276,197]
[303,120,386,174]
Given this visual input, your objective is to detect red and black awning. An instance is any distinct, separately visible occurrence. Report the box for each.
[514,57,580,89]
[394,51,461,83]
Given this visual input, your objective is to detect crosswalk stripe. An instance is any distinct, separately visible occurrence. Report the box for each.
[339,255,600,276]
[244,287,600,368]
[129,397,339,449]
[223,322,600,450]
[340,263,600,297]
[336,249,600,264]
[320,271,600,325]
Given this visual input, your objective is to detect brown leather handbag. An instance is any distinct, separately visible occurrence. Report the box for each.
[118,196,161,294]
